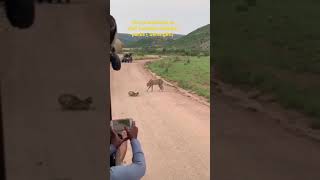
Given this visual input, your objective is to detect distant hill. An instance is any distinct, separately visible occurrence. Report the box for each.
[116,33,140,45]
[117,33,184,47]
[168,24,210,52]
[117,24,210,52]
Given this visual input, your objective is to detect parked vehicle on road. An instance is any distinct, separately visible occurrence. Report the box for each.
[122,53,133,63]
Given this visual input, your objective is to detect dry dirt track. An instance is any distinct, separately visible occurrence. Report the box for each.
[110,60,211,180]
[111,60,320,180]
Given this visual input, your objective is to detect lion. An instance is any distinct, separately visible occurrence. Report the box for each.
[147,79,164,92]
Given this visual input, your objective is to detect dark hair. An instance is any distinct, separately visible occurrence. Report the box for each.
[110,15,117,44]
[109,15,121,71]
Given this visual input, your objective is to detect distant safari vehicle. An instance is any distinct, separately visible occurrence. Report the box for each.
[122,53,133,63]
[1,0,35,28]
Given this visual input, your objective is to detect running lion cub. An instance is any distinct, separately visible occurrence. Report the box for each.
[147,79,164,92]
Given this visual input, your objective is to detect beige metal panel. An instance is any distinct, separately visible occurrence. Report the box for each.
[1,1,109,179]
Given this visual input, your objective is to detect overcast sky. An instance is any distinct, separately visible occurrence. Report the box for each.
[111,0,210,35]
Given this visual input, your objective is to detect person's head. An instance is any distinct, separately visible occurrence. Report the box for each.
[110,15,117,45]
[110,15,121,70]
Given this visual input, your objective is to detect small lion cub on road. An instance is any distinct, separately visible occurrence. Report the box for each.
[128,91,139,97]
[147,79,164,92]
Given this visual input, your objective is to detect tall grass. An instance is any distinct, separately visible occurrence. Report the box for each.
[148,56,210,100]
[214,0,320,128]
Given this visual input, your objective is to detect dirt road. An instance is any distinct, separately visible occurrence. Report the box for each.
[111,60,211,180]
[111,60,320,180]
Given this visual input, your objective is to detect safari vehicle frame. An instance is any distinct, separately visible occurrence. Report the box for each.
[37,0,71,3]
[0,1,35,178]
[0,85,4,179]
[0,10,125,179]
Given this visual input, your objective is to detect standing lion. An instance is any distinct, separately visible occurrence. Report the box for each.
[147,79,164,92]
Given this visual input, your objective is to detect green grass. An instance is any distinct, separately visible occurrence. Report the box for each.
[147,56,210,100]
[131,47,210,57]
[214,0,320,127]
[168,24,210,52]
[132,54,147,60]
[132,54,160,60]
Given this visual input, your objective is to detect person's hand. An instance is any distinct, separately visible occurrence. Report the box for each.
[111,128,129,148]
[125,124,138,140]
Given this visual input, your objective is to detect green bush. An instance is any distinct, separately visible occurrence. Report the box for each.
[245,0,257,6]
[173,56,182,62]
[148,56,210,100]
[235,3,249,12]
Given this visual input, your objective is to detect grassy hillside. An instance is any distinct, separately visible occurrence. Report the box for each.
[168,24,210,52]
[117,33,140,45]
[118,24,210,56]
[148,56,210,100]
[214,0,320,128]
[117,24,211,53]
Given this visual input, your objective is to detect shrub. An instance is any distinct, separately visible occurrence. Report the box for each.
[184,57,191,65]
[173,56,182,62]
[162,48,167,53]
[245,0,256,6]
[235,3,249,13]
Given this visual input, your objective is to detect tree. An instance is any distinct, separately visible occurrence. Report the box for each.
[162,48,167,54]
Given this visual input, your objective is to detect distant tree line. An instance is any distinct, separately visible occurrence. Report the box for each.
[132,47,210,56]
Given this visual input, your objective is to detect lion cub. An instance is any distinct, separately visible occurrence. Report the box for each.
[58,94,93,111]
[128,91,139,97]
[147,79,164,92]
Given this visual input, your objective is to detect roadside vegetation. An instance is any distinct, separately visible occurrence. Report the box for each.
[132,47,209,57]
[214,0,320,128]
[119,24,210,57]
[131,54,161,60]
[147,56,210,101]
[120,24,211,101]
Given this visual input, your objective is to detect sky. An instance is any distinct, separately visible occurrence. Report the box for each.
[110,0,210,35]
